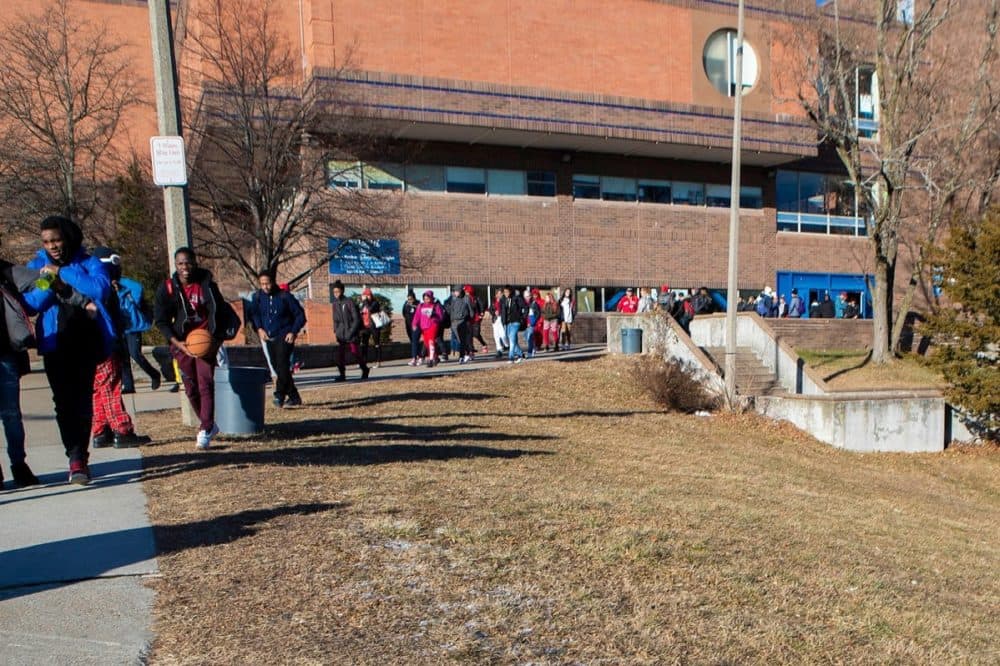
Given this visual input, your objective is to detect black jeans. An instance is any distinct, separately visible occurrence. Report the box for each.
[266,338,300,402]
[121,332,161,392]
[43,350,99,463]
[359,328,382,364]
[452,321,472,356]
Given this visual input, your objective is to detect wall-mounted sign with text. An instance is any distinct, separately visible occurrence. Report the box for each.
[328,238,401,275]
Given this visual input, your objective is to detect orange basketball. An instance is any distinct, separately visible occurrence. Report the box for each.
[185,328,215,358]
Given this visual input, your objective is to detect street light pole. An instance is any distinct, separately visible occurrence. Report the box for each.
[724,0,746,410]
[148,0,192,261]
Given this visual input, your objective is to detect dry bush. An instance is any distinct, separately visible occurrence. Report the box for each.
[632,355,721,413]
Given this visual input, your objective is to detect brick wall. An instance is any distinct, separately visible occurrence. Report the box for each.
[766,319,873,351]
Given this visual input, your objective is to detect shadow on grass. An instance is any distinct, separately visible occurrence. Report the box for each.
[140,434,554,483]
[307,391,502,410]
[821,349,873,382]
[0,503,341,601]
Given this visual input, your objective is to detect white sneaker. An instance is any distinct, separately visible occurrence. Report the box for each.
[196,423,220,450]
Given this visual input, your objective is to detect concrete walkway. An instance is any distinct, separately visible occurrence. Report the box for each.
[0,343,604,664]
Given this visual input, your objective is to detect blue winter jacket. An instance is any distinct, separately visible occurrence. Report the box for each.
[23,248,116,357]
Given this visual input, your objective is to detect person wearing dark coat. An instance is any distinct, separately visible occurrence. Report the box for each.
[817,293,836,319]
[446,285,474,363]
[331,280,369,381]
[248,271,306,407]
[0,259,43,488]
[153,247,241,450]
[401,290,422,364]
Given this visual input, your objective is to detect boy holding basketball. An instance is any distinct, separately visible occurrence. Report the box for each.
[154,247,240,450]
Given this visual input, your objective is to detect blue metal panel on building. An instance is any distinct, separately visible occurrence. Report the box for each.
[328,239,401,275]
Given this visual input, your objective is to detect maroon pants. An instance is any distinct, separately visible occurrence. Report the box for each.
[172,347,217,431]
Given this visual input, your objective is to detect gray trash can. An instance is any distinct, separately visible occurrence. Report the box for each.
[214,366,270,435]
[621,328,643,354]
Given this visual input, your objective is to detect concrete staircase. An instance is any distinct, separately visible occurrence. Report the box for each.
[701,346,783,396]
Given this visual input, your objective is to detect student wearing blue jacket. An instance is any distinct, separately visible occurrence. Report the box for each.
[247,271,306,407]
[23,216,115,485]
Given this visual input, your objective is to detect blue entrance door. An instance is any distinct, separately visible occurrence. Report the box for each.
[775,271,872,318]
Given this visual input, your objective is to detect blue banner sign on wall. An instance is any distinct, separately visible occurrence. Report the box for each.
[328,238,401,275]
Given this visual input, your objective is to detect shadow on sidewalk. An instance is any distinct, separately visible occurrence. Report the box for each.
[0,458,146,508]
[0,503,341,601]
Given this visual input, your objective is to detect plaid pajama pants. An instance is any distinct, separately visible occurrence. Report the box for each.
[92,355,135,436]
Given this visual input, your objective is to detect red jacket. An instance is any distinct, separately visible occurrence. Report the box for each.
[617,295,639,314]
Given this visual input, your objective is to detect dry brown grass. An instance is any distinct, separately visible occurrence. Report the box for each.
[798,349,945,391]
[138,356,999,665]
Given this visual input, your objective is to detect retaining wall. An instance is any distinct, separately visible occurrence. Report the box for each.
[756,393,946,453]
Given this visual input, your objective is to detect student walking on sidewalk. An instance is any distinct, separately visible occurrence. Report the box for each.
[89,247,152,449]
[0,258,43,489]
[331,280,369,381]
[24,216,117,485]
[412,290,444,367]
[248,270,306,407]
[154,247,241,450]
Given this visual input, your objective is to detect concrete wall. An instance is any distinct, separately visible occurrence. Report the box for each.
[756,393,946,453]
[607,313,726,396]
[689,313,827,395]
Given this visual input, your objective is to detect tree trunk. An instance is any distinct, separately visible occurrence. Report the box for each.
[871,256,894,364]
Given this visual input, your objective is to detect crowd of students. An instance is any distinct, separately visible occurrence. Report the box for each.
[389,285,579,366]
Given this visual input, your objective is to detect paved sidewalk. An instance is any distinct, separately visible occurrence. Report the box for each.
[0,343,604,664]
[0,373,177,665]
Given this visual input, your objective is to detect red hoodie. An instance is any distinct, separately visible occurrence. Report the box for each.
[617,294,639,314]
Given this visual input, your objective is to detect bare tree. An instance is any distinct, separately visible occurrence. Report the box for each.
[180,0,414,290]
[0,0,141,229]
[774,0,1000,363]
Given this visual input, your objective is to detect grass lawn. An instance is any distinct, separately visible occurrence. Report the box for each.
[797,349,945,391]
[138,357,998,664]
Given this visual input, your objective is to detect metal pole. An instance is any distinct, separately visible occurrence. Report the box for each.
[724,0,746,410]
[148,0,192,262]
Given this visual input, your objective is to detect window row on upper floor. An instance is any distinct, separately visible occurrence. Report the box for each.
[327,161,557,196]
[326,161,765,209]
[571,175,764,209]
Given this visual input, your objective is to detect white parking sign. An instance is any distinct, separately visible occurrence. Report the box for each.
[150,136,187,186]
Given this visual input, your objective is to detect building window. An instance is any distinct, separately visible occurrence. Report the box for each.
[703,29,759,97]
[405,165,446,192]
[705,184,731,208]
[363,163,404,191]
[487,169,527,195]
[572,174,601,200]
[638,179,671,204]
[855,66,879,138]
[776,169,866,236]
[446,167,487,194]
[672,181,705,206]
[897,0,914,25]
[740,186,764,209]
[601,177,637,202]
[327,160,363,189]
[527,171,557,197]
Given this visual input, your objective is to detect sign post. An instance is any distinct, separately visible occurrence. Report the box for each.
[148,0,192,262]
